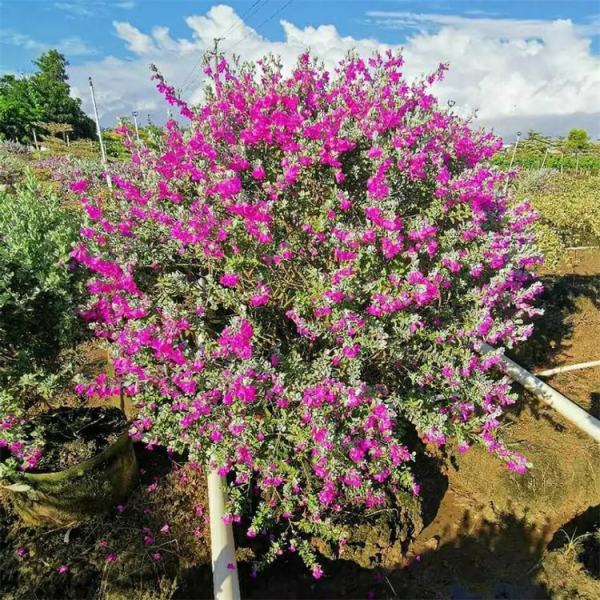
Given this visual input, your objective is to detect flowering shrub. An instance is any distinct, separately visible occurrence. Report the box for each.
[35,155,142,190]
[72,51,542,573]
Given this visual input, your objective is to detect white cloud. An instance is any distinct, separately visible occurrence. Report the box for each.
[113,21,156,54]
[0,29,96,57]
[365,11,600,134]
[67,4,600,139]
[54,1,136,15]
[59,37,97,56]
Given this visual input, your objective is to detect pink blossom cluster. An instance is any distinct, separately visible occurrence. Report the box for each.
[71,51,542,573]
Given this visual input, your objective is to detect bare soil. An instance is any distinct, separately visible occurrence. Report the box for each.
[512,248,600,415]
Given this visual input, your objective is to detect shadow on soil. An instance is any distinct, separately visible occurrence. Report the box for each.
[511,273,600,371]
[392,506,553,600]
[233,504,553,599]
[177,446,450,600]
[537,504,600,600]
[548,504,600,576]
[590,393,600,419]
[0,444,212,600]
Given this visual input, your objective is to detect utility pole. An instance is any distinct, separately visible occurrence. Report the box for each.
[504,131,521,195]
[132,110,140,143]
[540,147,549,169]
[208,37,224,98]
[88,77,112,190]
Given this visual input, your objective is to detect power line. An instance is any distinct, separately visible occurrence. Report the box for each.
[179,1,268,95]
[181,0,295,97]
[180,41,220,97]
[221,0,267,39]
[224,0,295,54]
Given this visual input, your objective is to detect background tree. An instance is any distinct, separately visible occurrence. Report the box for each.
[0,75,38,142]
[0,50,95,142]
[566,128,590,152]
[525,130,552,146]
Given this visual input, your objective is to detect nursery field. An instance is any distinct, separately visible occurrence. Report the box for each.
[1,248,598,599]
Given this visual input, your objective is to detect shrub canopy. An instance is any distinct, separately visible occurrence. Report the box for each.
[68,51,542,572]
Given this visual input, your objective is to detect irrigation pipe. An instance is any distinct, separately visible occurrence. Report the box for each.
[207,466,241,600]
[480,343,600,443]
[536,360,600,378]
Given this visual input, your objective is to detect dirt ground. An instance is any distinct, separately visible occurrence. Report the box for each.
[1,249,599,599]
[513,248,600,416]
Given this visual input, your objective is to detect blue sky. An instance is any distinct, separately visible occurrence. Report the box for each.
[1,1,599,137]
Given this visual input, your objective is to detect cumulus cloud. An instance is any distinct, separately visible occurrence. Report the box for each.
[368,11,600,129]
[67,4,600,139]
[113,21,157,54]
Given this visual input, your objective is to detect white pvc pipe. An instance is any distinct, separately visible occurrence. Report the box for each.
[207,467,241,600]
[536,360,600,377]
[480,343,600,443]
[566,246,599,251]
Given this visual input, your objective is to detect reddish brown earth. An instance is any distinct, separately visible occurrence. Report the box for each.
[398,249,600,599]
[513,248,600,414]
[390,249,600,599]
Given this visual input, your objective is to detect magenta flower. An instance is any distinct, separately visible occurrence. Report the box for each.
[312,565,324,580]
[69,179,88,193]
[457,442,470,454]
[219,273,240,287]
[251,165,266,180]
